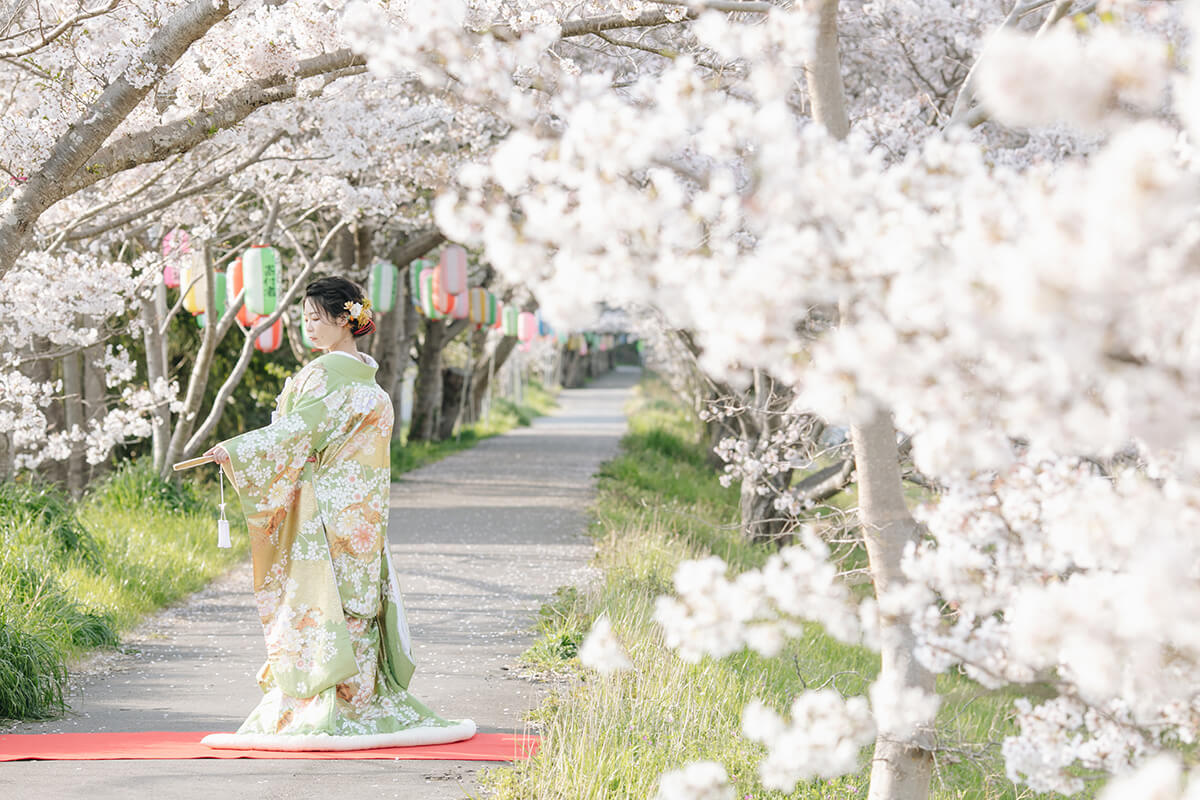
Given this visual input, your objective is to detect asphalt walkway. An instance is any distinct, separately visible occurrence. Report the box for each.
[0,365,641,799]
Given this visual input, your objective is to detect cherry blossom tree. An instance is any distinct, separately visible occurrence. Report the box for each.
[346,0,1200,798]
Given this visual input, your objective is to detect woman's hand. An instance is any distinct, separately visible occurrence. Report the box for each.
[204,445,230,466]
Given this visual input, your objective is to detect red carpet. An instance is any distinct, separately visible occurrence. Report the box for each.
[0,731,539,761]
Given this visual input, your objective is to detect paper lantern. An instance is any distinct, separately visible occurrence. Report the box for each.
[419,269,444,319]
[408,261,423,308]
[163,263,180,288]
[502,305,519,337]
[537,311,550,337]
[635,339,644,353]
[211,271,228,321]
[254,317,283,353]
[431,267,454,315]
[369,260,399,313]
[437,245,468,295]
[196,312,206,328]
[226,258,256,325]
[242,245,280,316]
[162,228,190,258]
[492,300,504,329]
[580,337,589,355]
[484,292,498,326]
[557,331,569,344]
[517,311,536,342]
[450,292,470,320]
[467,287,486,324]
[180,250,208,315]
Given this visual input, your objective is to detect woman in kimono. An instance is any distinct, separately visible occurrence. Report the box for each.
[198,276,475,751]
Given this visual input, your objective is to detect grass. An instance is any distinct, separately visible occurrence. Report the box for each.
[479,373,1076,800]
[389,379,558,478]
[0,460,248,722]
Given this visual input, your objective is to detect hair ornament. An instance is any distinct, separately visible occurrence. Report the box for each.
[344,297,375,334]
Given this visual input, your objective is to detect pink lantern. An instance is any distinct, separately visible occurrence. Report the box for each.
[254,317,283,353]
[163,263,180,288]
[517,311,536,342]
[161,228,191,257]
[437,245,468,295]
[450,292,470,319]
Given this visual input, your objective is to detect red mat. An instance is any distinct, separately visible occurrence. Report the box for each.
[0,731,539,761]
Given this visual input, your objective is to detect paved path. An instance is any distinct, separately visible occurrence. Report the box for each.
[1,366,641,800]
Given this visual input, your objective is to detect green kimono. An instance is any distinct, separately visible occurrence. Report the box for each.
[200,351,475,751]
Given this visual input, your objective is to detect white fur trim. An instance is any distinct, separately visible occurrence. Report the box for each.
[200,719,476,751]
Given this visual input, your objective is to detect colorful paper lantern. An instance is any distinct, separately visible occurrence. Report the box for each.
[450,292,470,320]
[437,245,468,295]
[484,292,498,326]
[467,287,487,324]
[431,268,453,315]
[226,258,256,325]
[369,260,399,313]
[180,250,208,315]
[163,263,180,288]
[502,305,519,337]
[162,228,190,258]
[196,312,206,328]
[537,311,550,337]
[409,260,430,308]
[419,269,444,319]
[254,317,283,353]
[492,300,504,329]
[518,311,536,342]
[242,245,280,316]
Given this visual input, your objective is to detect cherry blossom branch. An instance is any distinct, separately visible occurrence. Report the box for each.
[0,0,235,279]
[62,133,284,242]
[61,50,368,197]
[0,0,119,59]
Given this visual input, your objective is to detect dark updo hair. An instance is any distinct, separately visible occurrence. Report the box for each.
[304,276,375,337]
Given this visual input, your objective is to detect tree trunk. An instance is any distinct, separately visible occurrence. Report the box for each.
[470,333,518,418]
[852,409,935,800]
[436,366,467,440]
[62,344,85,499]
[804,2,934,796]
[409,318,448,443]
[142,281,172,473]
[82,338,108,486]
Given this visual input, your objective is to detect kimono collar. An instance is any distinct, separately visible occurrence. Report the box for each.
[318,350,378,380]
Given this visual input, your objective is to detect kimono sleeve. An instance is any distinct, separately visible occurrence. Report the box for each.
[216,363,344,514]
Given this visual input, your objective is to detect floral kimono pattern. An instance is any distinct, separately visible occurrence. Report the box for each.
[200,351,475,751]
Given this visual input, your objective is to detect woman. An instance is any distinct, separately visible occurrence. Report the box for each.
[199,276,475,751]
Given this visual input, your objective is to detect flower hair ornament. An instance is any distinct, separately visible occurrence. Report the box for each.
[344,298,376,335]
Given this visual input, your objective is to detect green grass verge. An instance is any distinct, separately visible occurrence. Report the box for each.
[389,379,558,478]
[480,374,1075,800]
[0,460,248,722]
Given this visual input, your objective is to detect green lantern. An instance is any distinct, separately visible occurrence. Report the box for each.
[242,245,280,316]
[409,259,430,308]
[212,271,228,321]
[369,260,398,313]
[484,292,498,326]
[502,305,519,337]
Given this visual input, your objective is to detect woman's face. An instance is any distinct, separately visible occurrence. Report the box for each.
[303,297,349,350]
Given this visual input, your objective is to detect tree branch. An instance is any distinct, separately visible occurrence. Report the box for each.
[63,51,366,197]
[0,0,234,278]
